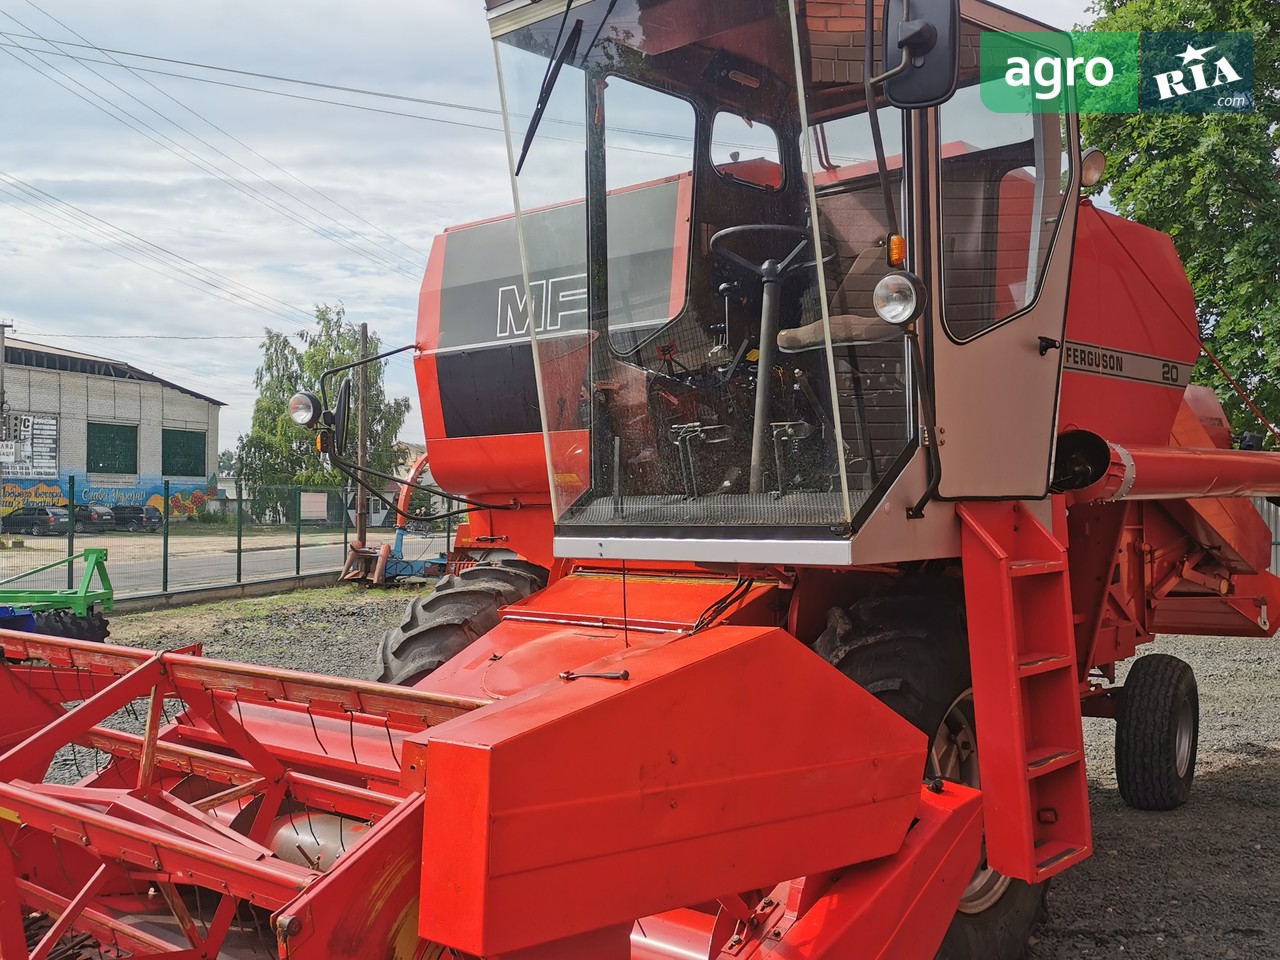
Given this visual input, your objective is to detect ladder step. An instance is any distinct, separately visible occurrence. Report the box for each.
[1034,841,1086,875]
[1025,746,1082,779]
[1008,559,1066,577]
[1017,651,1074,678]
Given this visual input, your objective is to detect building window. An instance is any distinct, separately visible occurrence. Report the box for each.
[87,423,138,474]
[162,429,207,476]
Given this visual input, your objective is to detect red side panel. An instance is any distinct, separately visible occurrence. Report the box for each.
[1167,398,1275,573]
[1183,384,1234,449]
[993,170,1034,321]
[417,234,447,442]
[759,784,982,960]
[1058,204,1201,446]
[413,625,925,957]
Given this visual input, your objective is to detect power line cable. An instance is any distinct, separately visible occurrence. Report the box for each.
[0,36,744,158]
[0,23,423,280]
[0,30,511,113]
[33,332,305,340]
[12,6,427,263]
[2,9,424,275]
[0,186,315,334]
[0,170,316,327]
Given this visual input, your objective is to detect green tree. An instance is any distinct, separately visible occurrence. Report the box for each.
[240,303,412,519]
[1082,0,1280,445]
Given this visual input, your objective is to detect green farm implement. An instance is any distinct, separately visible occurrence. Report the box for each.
[0,547,113,641]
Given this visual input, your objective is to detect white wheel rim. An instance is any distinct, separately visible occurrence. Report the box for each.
[929,688,1014,914]
[1175,696,1194,779]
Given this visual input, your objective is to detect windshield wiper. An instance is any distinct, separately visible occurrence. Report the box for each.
[515,16,584,176]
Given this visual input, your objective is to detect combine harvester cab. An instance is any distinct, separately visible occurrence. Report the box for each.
[4,1,1280,959]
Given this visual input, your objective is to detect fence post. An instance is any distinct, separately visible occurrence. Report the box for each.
[295,486,302,577]
[162,479,170,593]
[342,484,350,560]
[65,475,75,589]
[235,479,243,584]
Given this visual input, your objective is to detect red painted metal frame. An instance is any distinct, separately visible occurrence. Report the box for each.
[0,631,481,960]
[0,620,997,960]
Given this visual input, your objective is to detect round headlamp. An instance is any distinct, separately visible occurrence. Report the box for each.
[872,271,926,326]
[1081,147,1107,188]
[288,391,323,428]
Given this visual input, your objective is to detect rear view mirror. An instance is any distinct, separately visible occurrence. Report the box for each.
[332,376,352,458]
[882,0,960,109]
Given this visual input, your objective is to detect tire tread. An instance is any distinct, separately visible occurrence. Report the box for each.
[1115,653,1197,811]
[377,562,542,686]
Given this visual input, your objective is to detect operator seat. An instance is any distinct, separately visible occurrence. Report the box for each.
[777,243,899,353]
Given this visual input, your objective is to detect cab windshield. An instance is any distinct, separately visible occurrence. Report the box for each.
[491,0,915,549]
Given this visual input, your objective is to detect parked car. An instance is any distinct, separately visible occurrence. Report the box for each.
[2,506,70,536]
[112,504,163,533]
[73,505,115,533]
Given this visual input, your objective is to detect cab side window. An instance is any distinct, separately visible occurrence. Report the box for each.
[939,83,1068,341]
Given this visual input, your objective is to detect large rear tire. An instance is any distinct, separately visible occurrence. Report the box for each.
[816,579,1047,960]
[377,563,545,686]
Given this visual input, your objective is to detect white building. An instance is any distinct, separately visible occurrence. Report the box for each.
[1,338,222,514]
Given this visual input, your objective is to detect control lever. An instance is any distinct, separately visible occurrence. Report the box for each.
[770,421,814,496]
[709,282,738,365]
[669,422,732,499]
[719,338,751,385]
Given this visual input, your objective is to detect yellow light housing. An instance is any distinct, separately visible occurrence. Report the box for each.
[888,234,907,267]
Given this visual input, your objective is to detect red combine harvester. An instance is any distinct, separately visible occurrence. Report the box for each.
[4,1,1280,957]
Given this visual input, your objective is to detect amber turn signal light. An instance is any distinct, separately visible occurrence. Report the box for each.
[888,234,907,267]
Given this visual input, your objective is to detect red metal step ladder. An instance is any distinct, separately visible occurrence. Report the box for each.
[958,501,1092,882]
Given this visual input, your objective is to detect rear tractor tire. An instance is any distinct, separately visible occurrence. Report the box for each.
[377,562,545,687]
[816,581,1047,960]
[1115,653,1198,811]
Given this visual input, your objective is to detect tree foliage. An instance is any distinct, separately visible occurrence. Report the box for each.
[240,304,412,517]
[1082,0,1279,444]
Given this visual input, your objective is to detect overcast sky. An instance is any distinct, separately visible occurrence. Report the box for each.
[0,0,1093,451]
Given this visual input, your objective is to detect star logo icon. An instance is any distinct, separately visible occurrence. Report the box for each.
[1177,43,1216,65]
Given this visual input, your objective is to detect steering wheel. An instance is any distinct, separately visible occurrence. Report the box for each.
[709,223,831,279]
[707,224,834,496]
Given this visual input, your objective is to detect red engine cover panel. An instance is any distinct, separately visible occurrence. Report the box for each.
[1058,203,1202,446]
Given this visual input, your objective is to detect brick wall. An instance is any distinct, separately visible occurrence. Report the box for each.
[805,2,879,85]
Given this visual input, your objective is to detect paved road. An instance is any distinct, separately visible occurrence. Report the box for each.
[0,532,447,597]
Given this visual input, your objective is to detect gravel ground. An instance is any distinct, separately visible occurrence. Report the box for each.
[104,590,1279,959]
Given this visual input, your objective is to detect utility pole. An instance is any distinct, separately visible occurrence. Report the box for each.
[356,322,368,544]
[0,321,10,418]
[0,321,11,537]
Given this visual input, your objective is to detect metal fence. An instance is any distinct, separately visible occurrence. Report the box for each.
[0,483,423,599]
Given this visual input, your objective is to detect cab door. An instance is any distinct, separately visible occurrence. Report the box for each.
[927,19,1079,500]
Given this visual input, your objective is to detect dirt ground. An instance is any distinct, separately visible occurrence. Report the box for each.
[107,588,1280,959]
